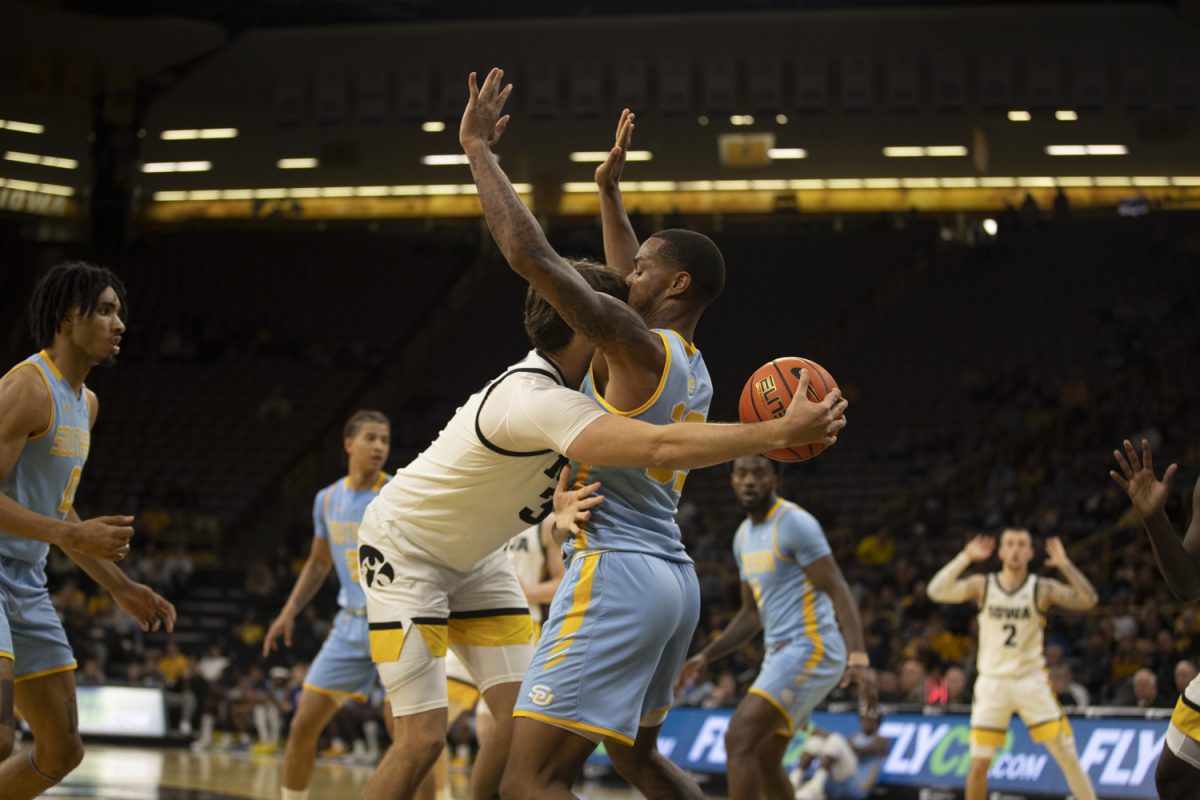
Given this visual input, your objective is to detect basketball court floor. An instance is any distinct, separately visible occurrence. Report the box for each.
[37,745,680,799]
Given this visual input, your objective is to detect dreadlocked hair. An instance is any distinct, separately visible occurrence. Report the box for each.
[29,262,128,349]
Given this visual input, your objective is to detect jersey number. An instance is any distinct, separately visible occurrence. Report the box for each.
[58,466,82,514]
[519,455,569,525]
[1003,623,1018,647]
[646,403,707,492]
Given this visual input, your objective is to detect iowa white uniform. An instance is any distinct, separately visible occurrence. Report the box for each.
[970,573,1070,756]
[505,524,548,625]
[1167,673,1200,769]
[358,350,604,715]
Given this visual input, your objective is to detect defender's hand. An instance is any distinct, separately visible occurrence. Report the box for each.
[1110,438,1177,518]
[460,68,513,151]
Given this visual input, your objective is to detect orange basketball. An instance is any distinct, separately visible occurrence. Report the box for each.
[738,356,839,462]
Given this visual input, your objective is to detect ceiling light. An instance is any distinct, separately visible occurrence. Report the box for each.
[421,121,446,133]
[4,151,78,169]
[883,146,925,158]
[1007,110,1031,122]
[141,161,212,173]
[982,218,998,236]
[767,148,807,160]
[926,146,968,157]
[569,150,653,163]
[422,154,470,165]
[1054,110,1078,122]
[1046,145,1127,156]
[775,114,788,124]
[278,158,319,169]
[0,119,45,134]
[729,115,755,126]
[161,128,238,140]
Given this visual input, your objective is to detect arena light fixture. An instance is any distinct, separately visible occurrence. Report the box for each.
[789,179,826,190]
[900,177,940,189]
[1018,177,1056,188]
[140,161,212,173]
[0,119,45,134]
[161,128,238,140]
[1045,145,1127,156]
[421,121,446,133]
[4,151,78,169]
[982,219,998,236]
[422,154,470,165]
[883,146,925,158]
[1094,176,1132,187]
[0,176,74,195]
[1055,110,1078,122]
[1172,177,1200,186]
[827,178,863,189]
[729,115,755,126]
[277,158,319,169]
[1055,177,1093,187]
[767,148,807,160]
[980,177,1017,187]
[863,178,902,189]
[749,180,789,190]
[697,116,710,126]
[678,181,714,191]
[939,177,979,188]
[1007,110,1032,122]
[925,146,968,157]
[775,114,788,125]
[568,150,652,162]
[1132,176,1170,186]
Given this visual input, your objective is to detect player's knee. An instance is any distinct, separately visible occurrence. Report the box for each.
[724,719,760,758]
[37,733,84,777]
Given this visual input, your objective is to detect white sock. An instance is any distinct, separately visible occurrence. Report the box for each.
[363,720,381,756]
[199,713,215,743]
[811,767,828,789]
[281,789,310,800]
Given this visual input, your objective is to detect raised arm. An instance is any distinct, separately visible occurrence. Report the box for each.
[1038,537,1099,612]
[1111,438,1200,602]
[460,68,661,358]
[927,536,991,605]
[676,580,761,690]
[0,366,133,560]
[805,554,879,717]
[595,109,640,279]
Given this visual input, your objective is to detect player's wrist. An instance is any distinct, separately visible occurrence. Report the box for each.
[847,651,870,668]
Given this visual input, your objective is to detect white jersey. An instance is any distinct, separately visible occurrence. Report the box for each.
[505,525,548,623]
[367,350,604,572]
[976,573,1045,678]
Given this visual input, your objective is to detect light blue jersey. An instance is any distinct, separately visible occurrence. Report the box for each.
[736,498,846,734]
[565,330,711,564]
[0,351,91,565]
[734,498,841,648]
[313,473,388,611]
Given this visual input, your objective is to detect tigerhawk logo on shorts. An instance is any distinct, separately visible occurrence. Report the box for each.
[358,545,395,589]
[528,684,554,706]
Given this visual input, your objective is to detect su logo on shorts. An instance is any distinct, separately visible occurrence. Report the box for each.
[528,684,554,706]
[359,545,395,589]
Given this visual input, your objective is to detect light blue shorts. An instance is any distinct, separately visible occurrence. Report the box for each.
[514,551,700,746]
[303,610,377,703]
[0,556,76,680]
[751,636,846,735]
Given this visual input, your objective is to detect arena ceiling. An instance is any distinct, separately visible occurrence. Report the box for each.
[56,0,1181,29]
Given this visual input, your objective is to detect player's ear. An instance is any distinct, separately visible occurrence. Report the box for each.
[669,271,692,297]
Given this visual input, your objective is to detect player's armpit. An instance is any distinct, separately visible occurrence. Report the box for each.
[0,365,54,480]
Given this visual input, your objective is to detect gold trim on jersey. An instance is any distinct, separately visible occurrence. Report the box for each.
[970,727,1008,748]
[513,708,635,746]
[14,662,76,683]
[770,500,795,563]
[302,682,368,704]
[37,350,64,381]
[1171,692,1200,740]
[544,553,600,669]
[571,464,593,550]
[1027,715,1072,743]
[3,361,55,440]
[589,331,672,417]
[800,584,825,672]
[448,611,533,647]
[667,329,699,357]
[749,687,794,735]
[0,650,13,661]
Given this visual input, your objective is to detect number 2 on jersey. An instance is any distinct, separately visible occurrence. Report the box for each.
[646,402,707,492]
[1003,623,1018,647]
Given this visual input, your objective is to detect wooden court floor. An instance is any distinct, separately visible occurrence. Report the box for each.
[36,744,672,799]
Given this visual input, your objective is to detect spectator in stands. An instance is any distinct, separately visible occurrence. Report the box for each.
[77,658,106,686]
[1176,660,1198,697]
[1050,663,1090,709]
[944,665,969,705]
[855,528,895,567]
[1116,668,1171,709]
[701,671,740,710]
[898,659,926,704]
[235,610,266,654]
[159,641,189,686]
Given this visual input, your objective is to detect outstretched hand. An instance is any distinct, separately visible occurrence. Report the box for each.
[460,68,513,151]
[964,535,995,563]
[595,108,635,191]
[781,369,848,447]
[552,465,604,543]
[1110,438,1177,518]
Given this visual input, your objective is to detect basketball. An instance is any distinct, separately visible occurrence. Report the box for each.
[738,356,839,462]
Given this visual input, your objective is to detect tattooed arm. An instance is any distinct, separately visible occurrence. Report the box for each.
[460,68,661,362]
